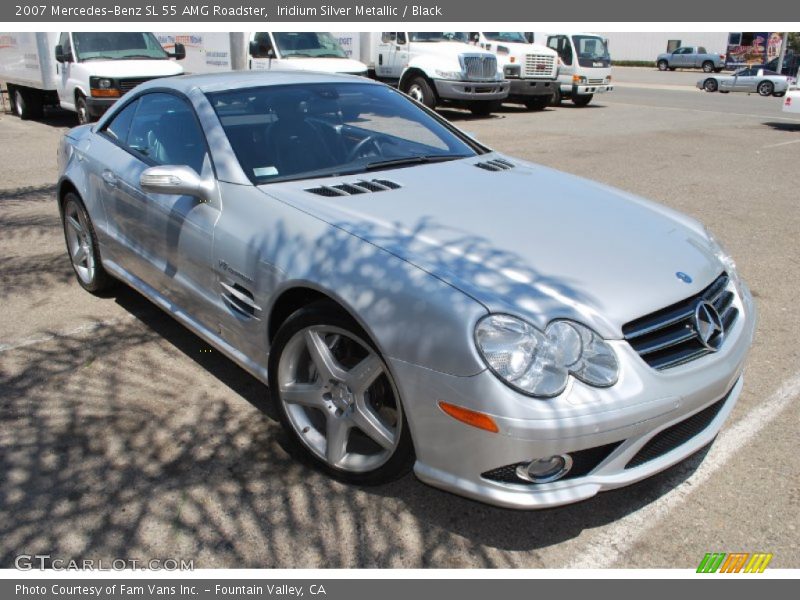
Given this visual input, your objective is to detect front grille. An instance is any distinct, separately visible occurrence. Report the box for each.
[482,442,622,485]
[622,273,739,370]
[462,55,498,81]
[523,53,556,78]
[588,78,605,85]
[118,77,155,93]
[626,391,730,469]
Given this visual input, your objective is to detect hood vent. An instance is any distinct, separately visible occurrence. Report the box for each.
[306,179,401,197]
[474,158,515,172]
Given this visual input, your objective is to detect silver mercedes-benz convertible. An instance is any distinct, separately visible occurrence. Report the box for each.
[57,71,756,509]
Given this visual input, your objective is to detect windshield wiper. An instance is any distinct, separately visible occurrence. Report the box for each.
[121,54,164,60]
[365,155,466,170]
[80,55,116,61]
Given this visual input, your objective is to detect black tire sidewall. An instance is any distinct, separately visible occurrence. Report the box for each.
[268,302,415,485]
[572,94,593,107]
[406,76,436,110]
[658,60,668,71]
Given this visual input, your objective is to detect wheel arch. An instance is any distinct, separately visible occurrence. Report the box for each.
[398,67,435,94]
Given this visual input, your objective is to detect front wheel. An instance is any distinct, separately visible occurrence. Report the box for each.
[61,193,114,293]
[657,60,668,71]
[572,94,593,107]
[76,94,90,125]
[550,86,562,106]
[757,81,774,97]
[268,302,414,485]
[524,95,550,111]
[403,76,436,110]
[704,78,718,92]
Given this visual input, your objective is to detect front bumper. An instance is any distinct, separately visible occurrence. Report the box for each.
[391,281,756,509]
[85,97,118,118]
[507,78,557,98]
[566,83,614,96]
[433,79,510,101]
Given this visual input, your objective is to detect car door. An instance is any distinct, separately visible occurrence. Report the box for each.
[733,67,756,91]
[672,47,689,67]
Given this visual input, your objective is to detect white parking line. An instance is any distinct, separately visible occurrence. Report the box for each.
[762,139,800,149]
[0,316,135,353]
[567,372,800,569]
[606,100,800,123]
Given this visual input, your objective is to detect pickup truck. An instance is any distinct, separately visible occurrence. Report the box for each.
[656,46,725,73]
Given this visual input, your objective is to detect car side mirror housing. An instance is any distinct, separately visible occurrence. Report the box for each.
[139,165,213,202]
[55,44,70,63]
[170,42,186,60]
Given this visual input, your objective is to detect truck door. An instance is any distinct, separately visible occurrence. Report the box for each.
[547,35,575,81]
[56,32,79,111]
[375,32,407,80]
[249,32,279,70]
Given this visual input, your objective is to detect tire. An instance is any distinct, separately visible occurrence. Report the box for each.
[702,61,714,73]
[268,301,414,485]
[757,81,774,97]
[12,86,43,120]
[669,67,676,71]
[703,78,718,92]
[773,91,786,97]
[469,101,498,116]
[550,86,562,106]
[76,94,90,125]
[61,192,114,294]
[403,76,436,110]
[657,60,669,71]
[572,94,593,107]
[714,68,723,73]
[719,90,730,94]
[524,95,550,111]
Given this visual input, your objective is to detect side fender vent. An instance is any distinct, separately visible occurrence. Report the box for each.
[221,281,261,321]
[474,158,515,171]
[306,179,402,197]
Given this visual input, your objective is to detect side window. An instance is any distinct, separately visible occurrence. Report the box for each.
[126,93,208,174]
[698,47,707,54]
[252,32,273,54]
[396,32,407,45]
[549,36,572,65]
[381,32,396,43]
[58,32,72,59]
[102,99,139,143]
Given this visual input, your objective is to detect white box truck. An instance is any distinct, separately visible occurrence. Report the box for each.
[468,32,558,110]
[156,32,368,76]
[0,32,185,122]
[535,32,614,106]
[356,32,510,115]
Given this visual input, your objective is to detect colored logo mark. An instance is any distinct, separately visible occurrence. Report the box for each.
[697,552,773,573]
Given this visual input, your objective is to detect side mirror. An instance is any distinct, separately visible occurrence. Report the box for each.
[170,42,186,60]
[249,40,274,58]
[139,165,213,202]
[55,44,70,63]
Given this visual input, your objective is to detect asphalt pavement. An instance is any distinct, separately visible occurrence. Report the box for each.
[1,73,798,569]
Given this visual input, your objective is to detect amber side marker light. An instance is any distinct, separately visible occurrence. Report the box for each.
[91,88,121,98]
[438,401,499,433]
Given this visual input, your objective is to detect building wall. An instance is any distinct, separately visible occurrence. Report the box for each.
[597,32,730,61]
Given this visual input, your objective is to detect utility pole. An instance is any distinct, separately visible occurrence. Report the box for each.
[775,32,789,74]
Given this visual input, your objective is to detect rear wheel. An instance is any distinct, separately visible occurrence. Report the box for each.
[657,60,669,71]
[757,81,774,97]
[703,78,718,92]
[12,86,43,120]
[572,94,593,107]
[61,192,114,293]
[268,302,414,485]
[702,61,714,73]
[524,95,550,111]
[403,76,436,110]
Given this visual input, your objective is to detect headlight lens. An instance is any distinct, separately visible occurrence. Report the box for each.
[97,78,112,89]
[475,315,618,397]
[435,69,463,80]
[705,227,743,294]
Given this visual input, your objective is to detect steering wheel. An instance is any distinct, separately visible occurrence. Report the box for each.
[346,134,393,162]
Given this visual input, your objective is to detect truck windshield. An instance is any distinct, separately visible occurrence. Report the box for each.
[207,82,479,185]
[273,32,347,58]
[571,35,610,68]
[72,32,168,61]
[409,33,470,43]
[482,33,528,44]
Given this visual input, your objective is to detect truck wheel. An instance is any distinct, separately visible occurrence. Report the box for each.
[550,87,562,106]
[757,81,774,97]
[572,94,593,107]
[12,87,43,120]
[524,96,550,111]
[403,76,436,110]
[702,61,714,73]
[469,101,499,116]
[76,95,90,125]
[657,60,669,71]
[703,78,718,92]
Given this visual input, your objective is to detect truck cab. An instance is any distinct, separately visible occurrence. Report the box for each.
[248,32,368,76]
[469,32,558,110]
[365,32,509,115]
[55,32,185,123]
[544,32,613,106]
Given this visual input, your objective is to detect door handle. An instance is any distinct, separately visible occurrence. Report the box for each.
[101,170,118,187]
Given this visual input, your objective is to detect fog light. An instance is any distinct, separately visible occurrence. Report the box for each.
[516,454,573,483]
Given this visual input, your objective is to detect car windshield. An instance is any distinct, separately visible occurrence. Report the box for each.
[482,32,528,44]
[72,32,168,61]
[207,82,480,185]
[272,32,347,58]
[409,32,470,43]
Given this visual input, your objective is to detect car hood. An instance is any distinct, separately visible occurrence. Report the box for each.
[258,155,723,338]
[80,59,184,78]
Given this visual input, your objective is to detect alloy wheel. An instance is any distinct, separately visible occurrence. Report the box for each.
[63,200,96,285]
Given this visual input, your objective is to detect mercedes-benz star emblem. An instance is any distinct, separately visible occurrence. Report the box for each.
[694,300,724,351]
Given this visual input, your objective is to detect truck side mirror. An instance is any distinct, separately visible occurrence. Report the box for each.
[249,40,274,59]
[54,44,70,63]
[170,42,186,60]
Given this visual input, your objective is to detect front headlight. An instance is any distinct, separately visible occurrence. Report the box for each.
[705,227,743,294]
[475,315,619,398]
[435,69,463,80]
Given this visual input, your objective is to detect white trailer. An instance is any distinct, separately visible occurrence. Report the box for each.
[0,32,185,122]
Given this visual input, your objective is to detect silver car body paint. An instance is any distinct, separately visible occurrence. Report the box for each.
[58,70,756,508]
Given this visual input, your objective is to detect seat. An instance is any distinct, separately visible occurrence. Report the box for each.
[151,110,207,173]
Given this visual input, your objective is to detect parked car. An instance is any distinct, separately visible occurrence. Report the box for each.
[782,87,800,114]
[697,67,790,96]
[56,71,755,509]
[657,46,725,73]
